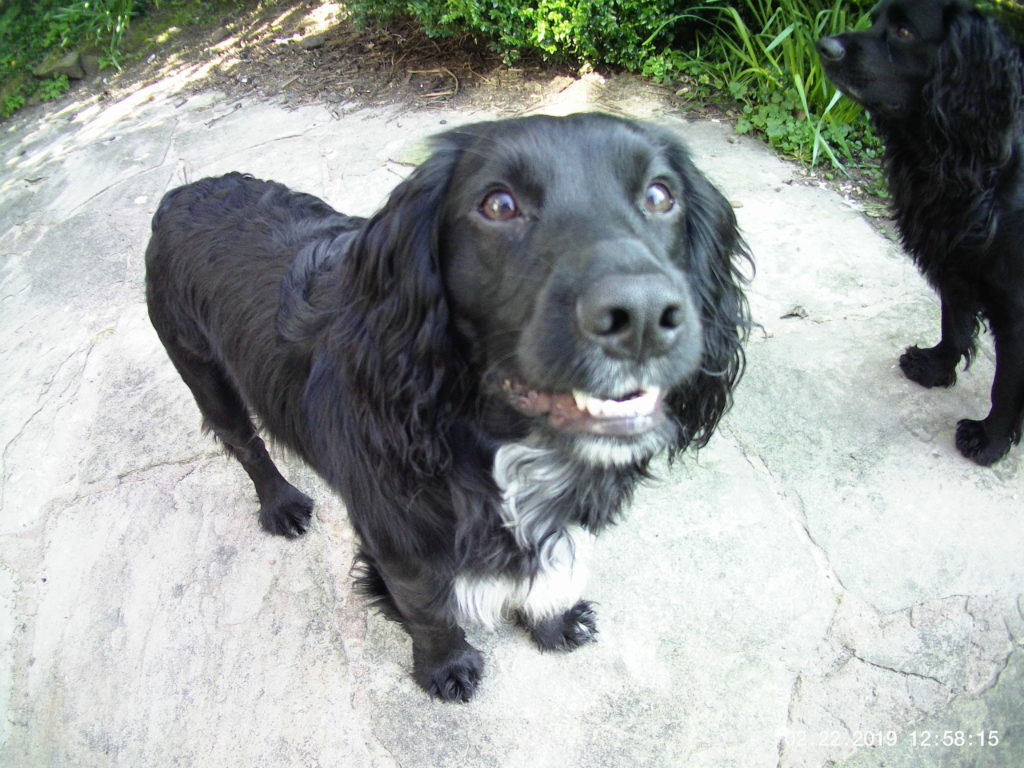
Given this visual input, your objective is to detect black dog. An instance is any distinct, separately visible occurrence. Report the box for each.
[146,113,750,701]
[818,0,1024,466]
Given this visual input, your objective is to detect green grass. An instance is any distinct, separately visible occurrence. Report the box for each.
[1,0,141,116]
[688,0,881,169]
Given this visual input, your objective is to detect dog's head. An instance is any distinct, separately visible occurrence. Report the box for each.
[342,114,749,473]
[817,0,1020,130]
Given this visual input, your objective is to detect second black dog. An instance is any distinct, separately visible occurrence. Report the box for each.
[818,0,1024,466]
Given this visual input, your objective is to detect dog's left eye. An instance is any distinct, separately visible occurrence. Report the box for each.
[479,190,520,221]
[643,183,675,214]
[894,25,914,40]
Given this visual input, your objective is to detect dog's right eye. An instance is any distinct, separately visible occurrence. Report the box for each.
[479,190,519,221]
[643,183,675,214]
[894,25,914,40]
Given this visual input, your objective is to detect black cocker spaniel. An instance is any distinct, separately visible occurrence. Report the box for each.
[818,0,1024,466]
[145,114,750,701]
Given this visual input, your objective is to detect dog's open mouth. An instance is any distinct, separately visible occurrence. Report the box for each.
[503,380,666,437]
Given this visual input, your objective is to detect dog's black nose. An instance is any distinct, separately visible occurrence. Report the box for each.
[816,37,845,62]
[577,275,688,360]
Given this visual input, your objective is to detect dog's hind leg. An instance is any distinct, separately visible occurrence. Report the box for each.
[155,328,313,537]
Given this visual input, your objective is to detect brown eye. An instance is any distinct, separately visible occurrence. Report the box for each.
[895,25,914,40]
[480,190,519,221]
[643,182,674,214]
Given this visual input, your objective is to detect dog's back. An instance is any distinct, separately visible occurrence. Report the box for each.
[145,173,360,460]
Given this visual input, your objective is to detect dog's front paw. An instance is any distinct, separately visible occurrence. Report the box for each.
[899,346,957,388]
[258,485,314,538]
[525,600,598,652]
[955,419,1010,466]
[417,648,485,703]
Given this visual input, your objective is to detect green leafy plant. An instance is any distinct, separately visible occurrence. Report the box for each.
[350,0,882,170]
[0,0,149,118]
[655,0,879,167]
[49,0,139,68]
[349,0,694,70]
[2,91,26,117]
[37,73,71,101]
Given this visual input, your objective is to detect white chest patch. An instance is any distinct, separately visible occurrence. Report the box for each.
[453,442,594,628]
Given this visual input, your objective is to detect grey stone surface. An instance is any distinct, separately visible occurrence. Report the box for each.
[1,71,1021,768]
[32,51,87,80]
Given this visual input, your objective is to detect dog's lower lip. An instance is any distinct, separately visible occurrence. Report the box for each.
[503,381,666,436]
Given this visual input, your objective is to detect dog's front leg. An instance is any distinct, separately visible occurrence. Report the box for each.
[900,292,978,388]
[408,621,483,702]
[363,554,484,702]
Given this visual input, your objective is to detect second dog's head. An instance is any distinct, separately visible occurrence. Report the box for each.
[342,114,750,472]
[816,0,1021,131]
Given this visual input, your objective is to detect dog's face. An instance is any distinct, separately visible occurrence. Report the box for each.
[434,115,737,465]
[818,0,963,117]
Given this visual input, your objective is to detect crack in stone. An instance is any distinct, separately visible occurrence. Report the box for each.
[776,672,805,768]
[845,647,948,688]
[59,115,183,220]
[0,402,48,513]
[978,645,1015,695]
[1,334,111,512]
[727,425,850,595]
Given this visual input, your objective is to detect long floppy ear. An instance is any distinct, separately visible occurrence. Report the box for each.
[658,135,752,456]
[305,138,467,489]
[925,4,1022,163]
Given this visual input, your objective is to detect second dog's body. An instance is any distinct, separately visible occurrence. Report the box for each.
[819,0,1024,465]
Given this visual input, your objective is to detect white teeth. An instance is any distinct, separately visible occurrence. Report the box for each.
[572,387,661,419]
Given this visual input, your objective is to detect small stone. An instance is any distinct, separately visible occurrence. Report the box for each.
[33,50,86,80]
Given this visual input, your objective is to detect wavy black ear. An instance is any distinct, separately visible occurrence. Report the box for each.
[657,132,752,455]
[926,4,1022,161]
[306,138,467,488]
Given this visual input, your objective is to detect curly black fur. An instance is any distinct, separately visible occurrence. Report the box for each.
[145,113,750,701]
[818,0,1024,466]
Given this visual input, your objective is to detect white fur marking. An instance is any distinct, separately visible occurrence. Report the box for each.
[572,430,668,467]
[453,528,592,628]
[453,442,595,627]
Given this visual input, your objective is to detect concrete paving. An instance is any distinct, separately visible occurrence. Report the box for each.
[1,70,1021,768]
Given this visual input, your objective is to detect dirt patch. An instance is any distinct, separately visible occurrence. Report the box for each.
[72,0,591,116]
[28,0,894,233]
[60,0,771,121]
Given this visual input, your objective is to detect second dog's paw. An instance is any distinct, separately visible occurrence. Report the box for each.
[955,419,1009,467]
[899,346,957,388]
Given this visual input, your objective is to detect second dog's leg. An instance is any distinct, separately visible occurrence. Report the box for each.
[956,321,1024,466]
[900,294,977,388]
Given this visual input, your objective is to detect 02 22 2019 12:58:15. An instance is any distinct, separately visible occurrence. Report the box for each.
[908,730,1000,748]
